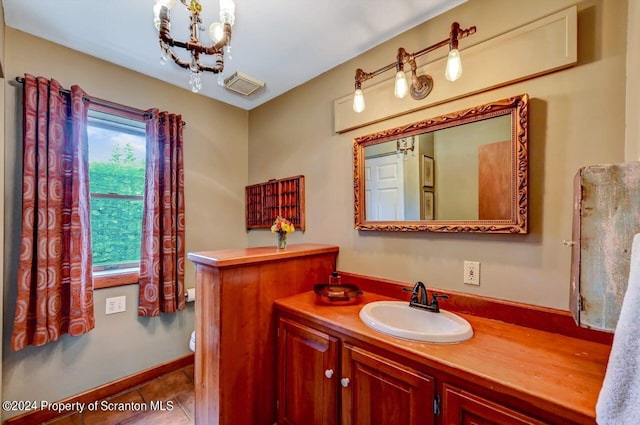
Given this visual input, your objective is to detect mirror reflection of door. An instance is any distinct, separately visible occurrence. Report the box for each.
[365,155,405,220]
[478,140,511,219]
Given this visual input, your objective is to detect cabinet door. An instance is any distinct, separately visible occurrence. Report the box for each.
[442,384,549,425]
[341,343,436,425]
[277,318,339,425]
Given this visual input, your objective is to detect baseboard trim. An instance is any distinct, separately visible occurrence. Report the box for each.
[339,271,613,345]
[3,353,194,425]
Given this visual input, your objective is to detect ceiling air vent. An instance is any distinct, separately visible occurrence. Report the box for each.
[223,71,265,96]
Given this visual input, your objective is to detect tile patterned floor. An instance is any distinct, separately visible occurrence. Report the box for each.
[45,365,195,425]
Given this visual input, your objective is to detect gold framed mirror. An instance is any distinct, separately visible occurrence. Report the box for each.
[353,94,528,233]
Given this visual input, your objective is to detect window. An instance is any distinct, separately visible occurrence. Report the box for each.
[88,108,146,288]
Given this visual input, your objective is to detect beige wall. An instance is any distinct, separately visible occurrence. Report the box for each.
[2,29,248,416]
[627,0,640,160]
[248,0,628,310]
[0,0,5,406]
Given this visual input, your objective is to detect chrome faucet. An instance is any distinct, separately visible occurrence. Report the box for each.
[403,281,449,313]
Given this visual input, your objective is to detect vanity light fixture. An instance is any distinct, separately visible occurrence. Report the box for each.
[153,0,236,93]
[396,136,416,160]
[352,22,476,113]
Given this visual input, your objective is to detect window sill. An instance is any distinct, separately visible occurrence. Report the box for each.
[94,270,139,289]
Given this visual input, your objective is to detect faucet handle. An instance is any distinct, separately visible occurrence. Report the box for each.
[430,293,449,311]
[432,293,449,301]
[402,286,419,303]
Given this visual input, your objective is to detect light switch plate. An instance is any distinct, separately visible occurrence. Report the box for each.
[464,261,480,286]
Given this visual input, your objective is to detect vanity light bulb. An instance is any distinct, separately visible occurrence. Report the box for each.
[445,49,463,82]
[209,22,225,43]
[394,71,409,99]
[353,89,365,113]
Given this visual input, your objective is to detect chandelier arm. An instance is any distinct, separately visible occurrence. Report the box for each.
[157,0,236,90]
[198,62,224,73]
[166,48,192,70]
[163,46,223,74]
[159,7,179,48]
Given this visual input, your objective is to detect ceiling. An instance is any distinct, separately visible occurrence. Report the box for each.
[2,0,465,110]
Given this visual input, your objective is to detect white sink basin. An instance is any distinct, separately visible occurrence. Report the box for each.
[359,301,473,343]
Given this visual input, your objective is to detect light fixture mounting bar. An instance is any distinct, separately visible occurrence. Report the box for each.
[412,22,476,61]
[352,21,476,105]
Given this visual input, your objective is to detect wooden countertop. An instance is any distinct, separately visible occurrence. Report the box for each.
[274,291,611,424]
[187,243,339,268]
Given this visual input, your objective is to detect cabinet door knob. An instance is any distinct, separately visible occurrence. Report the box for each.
[324,369,334,379]
[341,378,350,388]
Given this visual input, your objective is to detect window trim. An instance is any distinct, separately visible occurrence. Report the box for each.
[88,104,146,290]
[94,271,140,289]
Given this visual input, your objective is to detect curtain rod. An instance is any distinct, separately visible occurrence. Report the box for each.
[15,76,150,119]
[14,76,188,126]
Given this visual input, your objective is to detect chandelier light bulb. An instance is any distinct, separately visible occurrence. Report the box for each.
[394,71,409,99]
[445,48,463,82]
[209,22,224,43]
[219,0,236,26]
[156,0,177,9]
[153,3,163,31]
[353,89,365,113]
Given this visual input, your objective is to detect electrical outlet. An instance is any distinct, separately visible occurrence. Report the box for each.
[463,261,480,285]
[105,296,126,314]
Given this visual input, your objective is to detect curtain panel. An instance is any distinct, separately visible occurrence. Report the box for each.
[12,75,94,351]
[138,109,186,316]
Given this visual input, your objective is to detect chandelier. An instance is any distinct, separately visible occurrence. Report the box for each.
[352,22,476,113]
[396,136,416,161]
[153,0,236,93]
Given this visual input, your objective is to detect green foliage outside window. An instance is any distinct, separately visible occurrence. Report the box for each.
[89,143,145,267]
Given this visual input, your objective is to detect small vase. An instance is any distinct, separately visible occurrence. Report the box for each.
[276,231,287,249]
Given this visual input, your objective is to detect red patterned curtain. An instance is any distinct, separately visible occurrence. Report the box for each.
[12,75,94,350]
[138,109,186,316]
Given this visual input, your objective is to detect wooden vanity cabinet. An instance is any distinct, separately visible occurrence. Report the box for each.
[442,384,549,425]
[275,291,606,425]
[277,316,435,425]
[341,343,435,425]
[276,313,575,425]
[277,318,339,425]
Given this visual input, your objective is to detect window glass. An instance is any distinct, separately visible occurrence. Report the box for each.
[88,110,146,275]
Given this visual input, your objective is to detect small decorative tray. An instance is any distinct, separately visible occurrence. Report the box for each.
[313,283,363,306]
